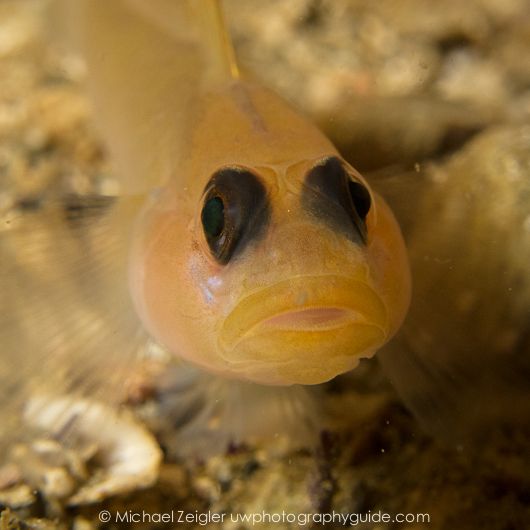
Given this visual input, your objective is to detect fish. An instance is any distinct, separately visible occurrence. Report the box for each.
[1,0,529,505]
[0,0,411,497]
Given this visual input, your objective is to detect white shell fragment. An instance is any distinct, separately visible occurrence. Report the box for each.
[21,394,162,505]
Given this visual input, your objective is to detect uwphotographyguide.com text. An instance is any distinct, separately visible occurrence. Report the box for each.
[99,509,431,526]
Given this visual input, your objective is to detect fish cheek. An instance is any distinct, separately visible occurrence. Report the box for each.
[130,208,210,359]
[366,194,411,335]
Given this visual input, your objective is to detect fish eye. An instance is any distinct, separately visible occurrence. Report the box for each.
[347,180,372,224]
[302,156,372,244]
[201,167,270,264]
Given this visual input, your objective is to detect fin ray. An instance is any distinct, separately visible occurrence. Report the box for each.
[376,129,530,441]
[0,198,149,453]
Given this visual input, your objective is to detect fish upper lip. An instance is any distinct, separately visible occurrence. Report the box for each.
[219,275,388,348]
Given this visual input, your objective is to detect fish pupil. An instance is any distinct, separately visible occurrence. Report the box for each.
[202,196,225,238]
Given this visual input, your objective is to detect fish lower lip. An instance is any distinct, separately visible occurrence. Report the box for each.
[220,275,388,348]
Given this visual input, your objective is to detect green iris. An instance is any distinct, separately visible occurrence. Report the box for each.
[201,196,225,238]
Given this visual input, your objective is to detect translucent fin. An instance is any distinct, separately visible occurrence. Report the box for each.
[376,126,530,442]
[0,197,150,455]
[366,164,432,238]
[53,0,238,194]
[144,363,323,459]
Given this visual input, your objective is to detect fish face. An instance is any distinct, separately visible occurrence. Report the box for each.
[129,154,410,385]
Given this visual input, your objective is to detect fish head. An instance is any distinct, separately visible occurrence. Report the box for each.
[129,84,410,385]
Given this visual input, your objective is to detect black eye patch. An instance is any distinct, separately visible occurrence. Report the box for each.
[302,156,371,244]
[201,167,270,264]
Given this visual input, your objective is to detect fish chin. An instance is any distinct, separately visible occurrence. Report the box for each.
[225,323,386,385]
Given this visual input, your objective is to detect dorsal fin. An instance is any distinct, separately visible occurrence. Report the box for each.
[55,0,238,193]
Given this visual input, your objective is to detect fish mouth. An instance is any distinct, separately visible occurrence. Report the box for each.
[260,307,365,330]
[220,275,388,352]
